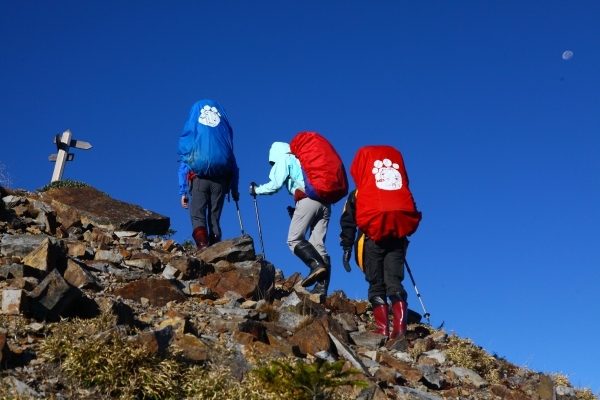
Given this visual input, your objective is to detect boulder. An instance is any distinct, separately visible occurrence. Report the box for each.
[377,352,423,382]
[1,234,54,258]
[64,259,102,290]
[28,269,82,321]
[2,289,28,315]
[198,234,255,264]
[290,319,331,356]
[113,278,187,307]
[38,186,170,235]
[202,260,274,301]
[21,238,58,272]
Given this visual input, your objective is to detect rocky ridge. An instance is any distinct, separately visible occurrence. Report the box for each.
[0,185,596,400]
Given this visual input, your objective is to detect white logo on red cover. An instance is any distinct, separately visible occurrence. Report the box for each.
[372,159,402,190]
[198,105,221,127]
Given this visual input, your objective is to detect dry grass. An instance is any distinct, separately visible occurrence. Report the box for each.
[444,335,503,384]
[576,388,599,400]
[257,302,281,323]
[553,372,571,387]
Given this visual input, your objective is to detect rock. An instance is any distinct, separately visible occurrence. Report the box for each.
[28,269,82,321]
[2,289,28,314]
[198,234,255,264]
[1,234,54,258]
[314,350,337,362]
[377,352,423,382]
[446,367,488,389]
[326,293,356,314]
[0,328,8,364]
[202,259,274,301]
[176,281,215,299]
[0,263,43,279]
[2,376,42,398]
[129,325,174,354]
[56,207,81,229]
[66,241,89,258]
[393,386,442,400]
[114,278,187,307]
[335,313,358,331]
[290,319,331,356]
[173,334,208,361]
[356,386,388,400]
[275,310,306,331]
[6,277,39,291]
[266,331,298,356]
[374,366,399,385]
[162,265,181,279]
[38,186,170,235]
[490,385,531,400]
[125,253,160,271]
[281,272,302,291]
[538,374,555,400]
[419,364,445,389]
[428,330,448,343]
[64,259,102,290]
[92,325,128,342]
[21,238,59,272]
[328,332,369,374]
[94,249,123,264]
[386,336,409,351]
[168,255,199,278]
[419,349,445,364]
[350,331,387,350]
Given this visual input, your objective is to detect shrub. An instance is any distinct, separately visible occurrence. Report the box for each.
[252,359,368,400]
[38,179,90,192]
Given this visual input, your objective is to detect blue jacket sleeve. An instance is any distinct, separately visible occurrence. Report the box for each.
[178,162,189,196]
[230,156,239,193]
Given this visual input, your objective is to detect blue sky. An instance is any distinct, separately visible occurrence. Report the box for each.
[1,1,599,390]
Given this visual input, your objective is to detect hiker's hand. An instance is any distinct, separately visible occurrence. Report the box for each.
[181,196,189,209]
[249,182,258,196]
[232,191,240,202]
[287,206,295,219]
[342,248,352,272]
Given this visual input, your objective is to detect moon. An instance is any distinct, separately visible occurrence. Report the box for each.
[562,51,573,60]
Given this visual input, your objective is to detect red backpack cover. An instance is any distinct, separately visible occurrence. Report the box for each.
[290,132,349,204]
[350,146,422,242]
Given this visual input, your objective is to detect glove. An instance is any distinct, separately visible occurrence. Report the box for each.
[342,248,352,272]
[249,182,258,196]
[232,191,240,202]
[287,206,295,219]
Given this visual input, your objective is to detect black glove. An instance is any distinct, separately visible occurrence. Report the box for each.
[342,248,352,272]
[287,206,295,219]
[232,191,240,202]
[249,182,258,196]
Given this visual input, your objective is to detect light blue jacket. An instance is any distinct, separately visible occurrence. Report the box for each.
[255,142,305,196]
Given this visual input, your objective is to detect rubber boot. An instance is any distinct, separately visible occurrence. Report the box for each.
[310,255,330,296]
[390,301,408,339]
[192,227,209,251]
[294,240,327,287]
[371,303,390,336]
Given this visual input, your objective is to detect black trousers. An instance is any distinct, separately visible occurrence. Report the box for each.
[364,236,408,302]
[189,176,228,238]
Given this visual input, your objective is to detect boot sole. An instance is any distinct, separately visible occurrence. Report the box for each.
[301,267,327,287]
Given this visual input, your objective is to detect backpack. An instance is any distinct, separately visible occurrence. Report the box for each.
[350,146,422,242]
[177,100,236,178]
[290,132,349,204]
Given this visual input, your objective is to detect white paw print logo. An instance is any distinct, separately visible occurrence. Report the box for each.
[372,159,402,190]
[198,105,221,127]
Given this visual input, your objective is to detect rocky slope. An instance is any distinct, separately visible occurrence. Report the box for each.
[0,184,595,400]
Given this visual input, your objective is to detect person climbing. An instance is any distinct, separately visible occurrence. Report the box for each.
[249,141,331,295]
[178,99,240,250]
[340,145,422,339]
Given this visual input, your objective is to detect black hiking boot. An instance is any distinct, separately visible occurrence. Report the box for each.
[310,255,330,296]
[294,240,327,288]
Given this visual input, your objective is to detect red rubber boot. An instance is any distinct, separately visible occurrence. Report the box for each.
[390,301,408,339]
[371,304,389,336]
[192,227,209,251]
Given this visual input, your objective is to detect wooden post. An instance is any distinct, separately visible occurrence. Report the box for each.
[51,130,72,182]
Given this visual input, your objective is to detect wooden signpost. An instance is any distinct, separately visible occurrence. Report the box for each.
[49,129,93,182]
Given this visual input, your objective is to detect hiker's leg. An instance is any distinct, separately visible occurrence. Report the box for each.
[190,178,210,231]
[308,202,331,259]
[363,238,387,302]
[286,197,321,253]
[208,176,227,242]
[383,237,408,301]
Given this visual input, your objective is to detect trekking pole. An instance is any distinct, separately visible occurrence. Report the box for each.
[252,194,266,258]
[404,259,431,325]
[234,201,245,234]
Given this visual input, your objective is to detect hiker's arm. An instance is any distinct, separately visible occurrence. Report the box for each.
[178,162,189,196]
[254,156,290,195]
[339,191,357,249]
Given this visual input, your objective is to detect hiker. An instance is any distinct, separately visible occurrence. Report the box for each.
[249,141,332,295]
[340,146,422,338]
[178,99,240,250]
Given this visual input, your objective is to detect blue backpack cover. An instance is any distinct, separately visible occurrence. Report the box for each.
[177,100,236,178]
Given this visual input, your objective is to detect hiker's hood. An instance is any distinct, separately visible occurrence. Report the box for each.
[268,142,291,164]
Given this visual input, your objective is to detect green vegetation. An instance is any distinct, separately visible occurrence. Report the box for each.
[252,359,368,400]
[181,238,195,252]
[159,227,177,240]
[38,179,90,192]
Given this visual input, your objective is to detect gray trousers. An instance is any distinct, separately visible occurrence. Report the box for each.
[189,176,228,238]
[287,197,331,258]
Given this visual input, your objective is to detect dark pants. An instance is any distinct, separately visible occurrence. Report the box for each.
[364,236,408,302]
[189,176,228,239]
